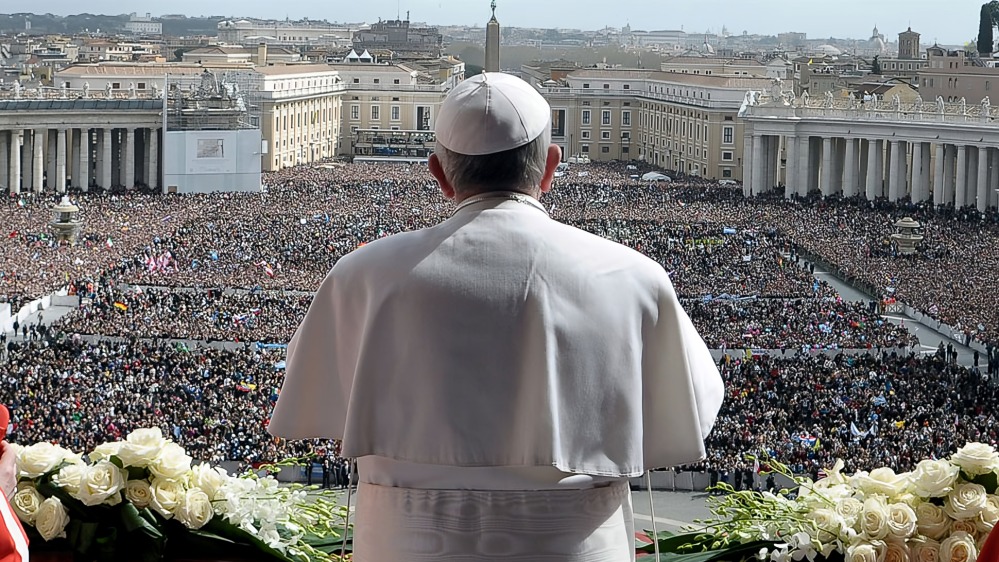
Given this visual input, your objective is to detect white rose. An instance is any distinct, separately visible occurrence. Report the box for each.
[117,428,167,468]
[862,497,892,540]
[887,502,918,540]
[978,495,999,534]
[939,531,978,562]
[52,464,87,495]
[35,497,70,541]
[815,460,850,487]
[809,507,846,542]
[88,442,124,463]
[75,460,126,507]
[912,460,961,498]
[150,478,185,518]
[11,483,43,524]
[847,539,887,562]
[125,480,153,508]
[952,443,999,477]
[190,463,228,500]
[945,483,988,520]
[18,442,70,478]
[952,519,978,536]
[853,468,910,499]
[917,502,952,540]
[148,443,193,482]
[911,538,942,562]
[886,541,911,562]
[838,497,866,530]
[174,488,214,530]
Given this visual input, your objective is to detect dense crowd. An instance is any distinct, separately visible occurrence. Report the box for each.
[705,348,997,477]
[2,160,998,471]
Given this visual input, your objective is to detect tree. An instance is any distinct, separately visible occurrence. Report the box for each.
[979,3,994,54]
[871,55,882,74]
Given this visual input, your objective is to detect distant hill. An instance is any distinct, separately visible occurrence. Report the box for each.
[0,13,221,36]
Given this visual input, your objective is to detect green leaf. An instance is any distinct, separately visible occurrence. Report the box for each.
[201,518,296,562]
[636,531,714,554]
[126,466,148,481]
[638,540,776,562]
[970,471,999,494]
[109,455,125,469]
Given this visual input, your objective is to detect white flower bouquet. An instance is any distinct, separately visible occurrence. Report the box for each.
[636,442,999,562]
[11,428,351,562]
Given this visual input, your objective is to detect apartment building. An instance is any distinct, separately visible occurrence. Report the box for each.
[543,69,769,180]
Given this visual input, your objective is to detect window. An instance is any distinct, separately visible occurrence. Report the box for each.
[723,126,734,144]
[622,111,631,126]
[722,169,732,178]
[582,101,590,106]
[624,84,630,90]
[350,126,359,133]
[581,144,590,153]
[353,78,360,84]
[374,79,380,84]
[601,146,610,153]
[583,83,590,89]
[581,130,591,139]
[603,84,610,89]
[393,79,400,84]
[722,151,734,161]
[582,110,591,125]
[371,106,380,120]
[391,106,400,120]
[392,97,400,101]
[112,82,121,89]
[621,132,630,140]
[601,131,611,140]
[602,110,611,125]
[391,126,400,131]
[622,146,629,153]
[137,82,146,90]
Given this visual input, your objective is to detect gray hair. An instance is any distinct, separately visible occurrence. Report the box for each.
[434,132,550,197]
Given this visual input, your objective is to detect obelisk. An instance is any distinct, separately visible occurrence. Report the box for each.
[485,0,500,72]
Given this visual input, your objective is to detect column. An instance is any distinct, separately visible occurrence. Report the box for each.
[977,146,989,212]
[820,137,831,196]
[0,132,7,192]
[32,129,44,193]
[765,136,778,192]
[832,138,845,196]
[123,127,135,189]
[8,131,20,195]
[887,140,901,201]
[22,130,32,189]
[742,132,752,197]
[797,136,810,196]
[932,144,945,206]
[844,138,857,197]
[866,139,879,200]
[141,129,151,185]
[46,130,57,190]
[785,135,797,198]
[751,133,764,196]
[149,128,159,190]
[101,127,113,189]
[56,128,67,194]
[78,128,90,192]
[911,141,924,203]
[991,148,999,209]
[71,129,81,189]
[956,145,967,208]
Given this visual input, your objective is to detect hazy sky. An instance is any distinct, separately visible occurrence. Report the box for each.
[6,0,985,44]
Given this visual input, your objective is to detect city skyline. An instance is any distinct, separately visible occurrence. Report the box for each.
[1,0,987,45]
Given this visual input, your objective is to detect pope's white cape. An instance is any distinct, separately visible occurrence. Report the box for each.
[268,197,724,477]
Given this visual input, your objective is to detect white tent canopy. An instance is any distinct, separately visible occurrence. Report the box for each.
[641,172,671,182]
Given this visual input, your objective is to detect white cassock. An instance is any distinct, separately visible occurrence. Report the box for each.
[269,193,725,561]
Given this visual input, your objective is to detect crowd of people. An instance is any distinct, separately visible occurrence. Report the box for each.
[704,348,997,478]
[1,160,997,472]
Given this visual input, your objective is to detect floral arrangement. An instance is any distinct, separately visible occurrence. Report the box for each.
[9,428,350,562]
[636,442,999,562]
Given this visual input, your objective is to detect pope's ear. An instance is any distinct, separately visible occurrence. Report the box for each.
[429,154,455,200]
[539,144,562,193]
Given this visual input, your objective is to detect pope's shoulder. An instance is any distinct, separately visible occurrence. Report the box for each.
[328,214,671,285]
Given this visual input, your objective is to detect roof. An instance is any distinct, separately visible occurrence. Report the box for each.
[56,64,210,76]
[329,63,413,74]
[187,46,250,55]
[0,99,161,111]
[662,56,764,67]
[253,64,337,76]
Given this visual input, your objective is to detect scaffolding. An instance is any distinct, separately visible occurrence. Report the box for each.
[166,69,261,131]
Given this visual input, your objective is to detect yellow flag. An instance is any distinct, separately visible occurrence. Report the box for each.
[808,58,813,65]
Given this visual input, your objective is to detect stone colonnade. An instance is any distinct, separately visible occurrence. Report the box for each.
[743,133,999,211]
[0,127,161,194]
